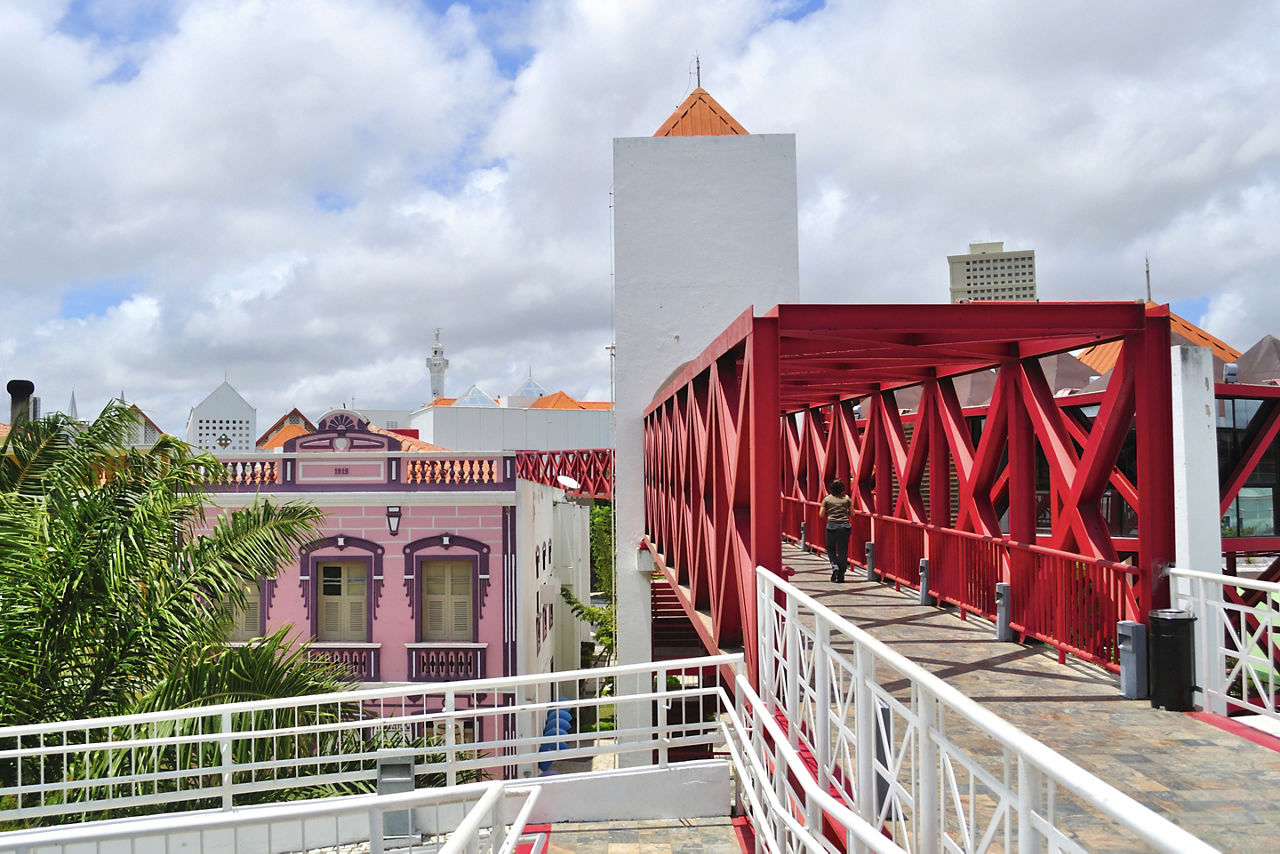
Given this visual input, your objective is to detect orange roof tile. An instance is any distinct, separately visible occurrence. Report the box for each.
[256,408,316,448]
[426,397,456,408]
[1076,340,1123,375]
[367,423,447,452]
[258,422,310,451]
[530,391,584,410]
[1077,303,1240,374]
[0,422,8,439]
[654,87,748,137]
[528,391,613,411]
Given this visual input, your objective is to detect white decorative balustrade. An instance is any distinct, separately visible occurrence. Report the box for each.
[1171,567,1280,721]
[0,655,738,825]
[756,565,1216,854]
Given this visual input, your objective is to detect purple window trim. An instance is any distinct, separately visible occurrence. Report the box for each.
[502,506,516,677]
[298,535,385,639]
[402,533,493,643]
[258,576,274,635]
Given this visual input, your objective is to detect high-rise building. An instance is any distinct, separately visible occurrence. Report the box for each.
[948,241,1037,303]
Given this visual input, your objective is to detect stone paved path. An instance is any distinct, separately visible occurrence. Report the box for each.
[783,544,1280,854]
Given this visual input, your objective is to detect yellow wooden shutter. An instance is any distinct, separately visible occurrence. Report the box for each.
[422,561,473,642]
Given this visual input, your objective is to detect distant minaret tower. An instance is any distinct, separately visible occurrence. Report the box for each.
[427,328,449,399]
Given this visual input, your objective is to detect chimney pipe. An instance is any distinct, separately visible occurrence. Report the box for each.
[7,379,35,426]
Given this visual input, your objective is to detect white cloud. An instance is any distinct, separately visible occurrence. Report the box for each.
[2,0,1278,432]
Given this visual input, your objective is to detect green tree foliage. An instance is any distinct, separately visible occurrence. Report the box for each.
[589,502,614,596]
[0,401,342,727]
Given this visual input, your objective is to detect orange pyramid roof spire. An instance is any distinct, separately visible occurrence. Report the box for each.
[654,87,748,137]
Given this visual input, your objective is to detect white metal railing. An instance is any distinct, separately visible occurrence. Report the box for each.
[1171,567,1280,720]
[0,779,538,854]
[0,654,738,824]
[722,674,905,853]
[756,565,1217,854]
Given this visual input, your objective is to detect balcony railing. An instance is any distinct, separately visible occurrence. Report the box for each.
[406,642,486,681]
[307,643,380,681]
[210,452,515,493]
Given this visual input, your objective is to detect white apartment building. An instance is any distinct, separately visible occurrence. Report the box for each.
[948,240,1037,303]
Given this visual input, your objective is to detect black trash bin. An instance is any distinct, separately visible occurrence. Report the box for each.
[1148,609,1196,711]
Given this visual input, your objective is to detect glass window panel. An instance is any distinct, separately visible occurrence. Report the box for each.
[1238,487,1275,536]
[322,565,342,596]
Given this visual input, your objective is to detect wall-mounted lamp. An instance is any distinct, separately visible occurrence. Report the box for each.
[386,506,402,536]
[441,534,452,549]
[336,535,346,550]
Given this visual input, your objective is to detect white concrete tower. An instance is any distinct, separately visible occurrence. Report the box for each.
[427,328,449,400]
[612,88,800,685]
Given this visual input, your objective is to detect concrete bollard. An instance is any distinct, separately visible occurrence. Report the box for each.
[995,582,1013,642]
[918,558,932,606]
[865,542,877,583]
[1117,620,1148,700]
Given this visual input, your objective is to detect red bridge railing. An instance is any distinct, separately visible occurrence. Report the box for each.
[782,503,1142,671]
[515,449,613,500]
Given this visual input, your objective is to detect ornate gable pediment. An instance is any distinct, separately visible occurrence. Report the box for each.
[283,409,403,453]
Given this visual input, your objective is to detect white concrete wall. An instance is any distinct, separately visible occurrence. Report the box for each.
[513,760,730,823]
[185,382,257,452]
[515,480,559,679]
[1170,345,1227,715]
[1171,345,1222,576]
[409,406,612,451]
[553,500,593,672]
[612,132,800,677]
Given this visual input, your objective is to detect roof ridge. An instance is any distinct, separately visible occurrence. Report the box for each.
[653,87,748,137]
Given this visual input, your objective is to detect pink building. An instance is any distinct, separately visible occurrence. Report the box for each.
[210,409,591,687]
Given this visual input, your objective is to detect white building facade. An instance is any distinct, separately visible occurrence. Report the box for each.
[185,380,257,452]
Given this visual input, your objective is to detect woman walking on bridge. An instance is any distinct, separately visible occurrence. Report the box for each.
[820,479,853,583]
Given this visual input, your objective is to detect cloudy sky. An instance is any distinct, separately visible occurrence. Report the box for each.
[3,0,1278,431]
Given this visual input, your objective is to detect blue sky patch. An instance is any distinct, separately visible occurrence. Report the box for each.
[775,0,827,23]
[314,191,356,213]
[99,59,141,85]
[1170,294,1211,325]
[60,279,138,320]
[57,0,175,45]
[414,0,533,78]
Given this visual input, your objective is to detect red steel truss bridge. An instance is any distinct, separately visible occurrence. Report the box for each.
[642,301,1280,683]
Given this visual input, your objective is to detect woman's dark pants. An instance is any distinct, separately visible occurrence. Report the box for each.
[826,525,851,582]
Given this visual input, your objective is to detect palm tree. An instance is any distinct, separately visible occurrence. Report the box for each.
[0,400,345,727]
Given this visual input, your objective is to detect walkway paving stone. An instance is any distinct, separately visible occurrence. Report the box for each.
[783,543,1280,853]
